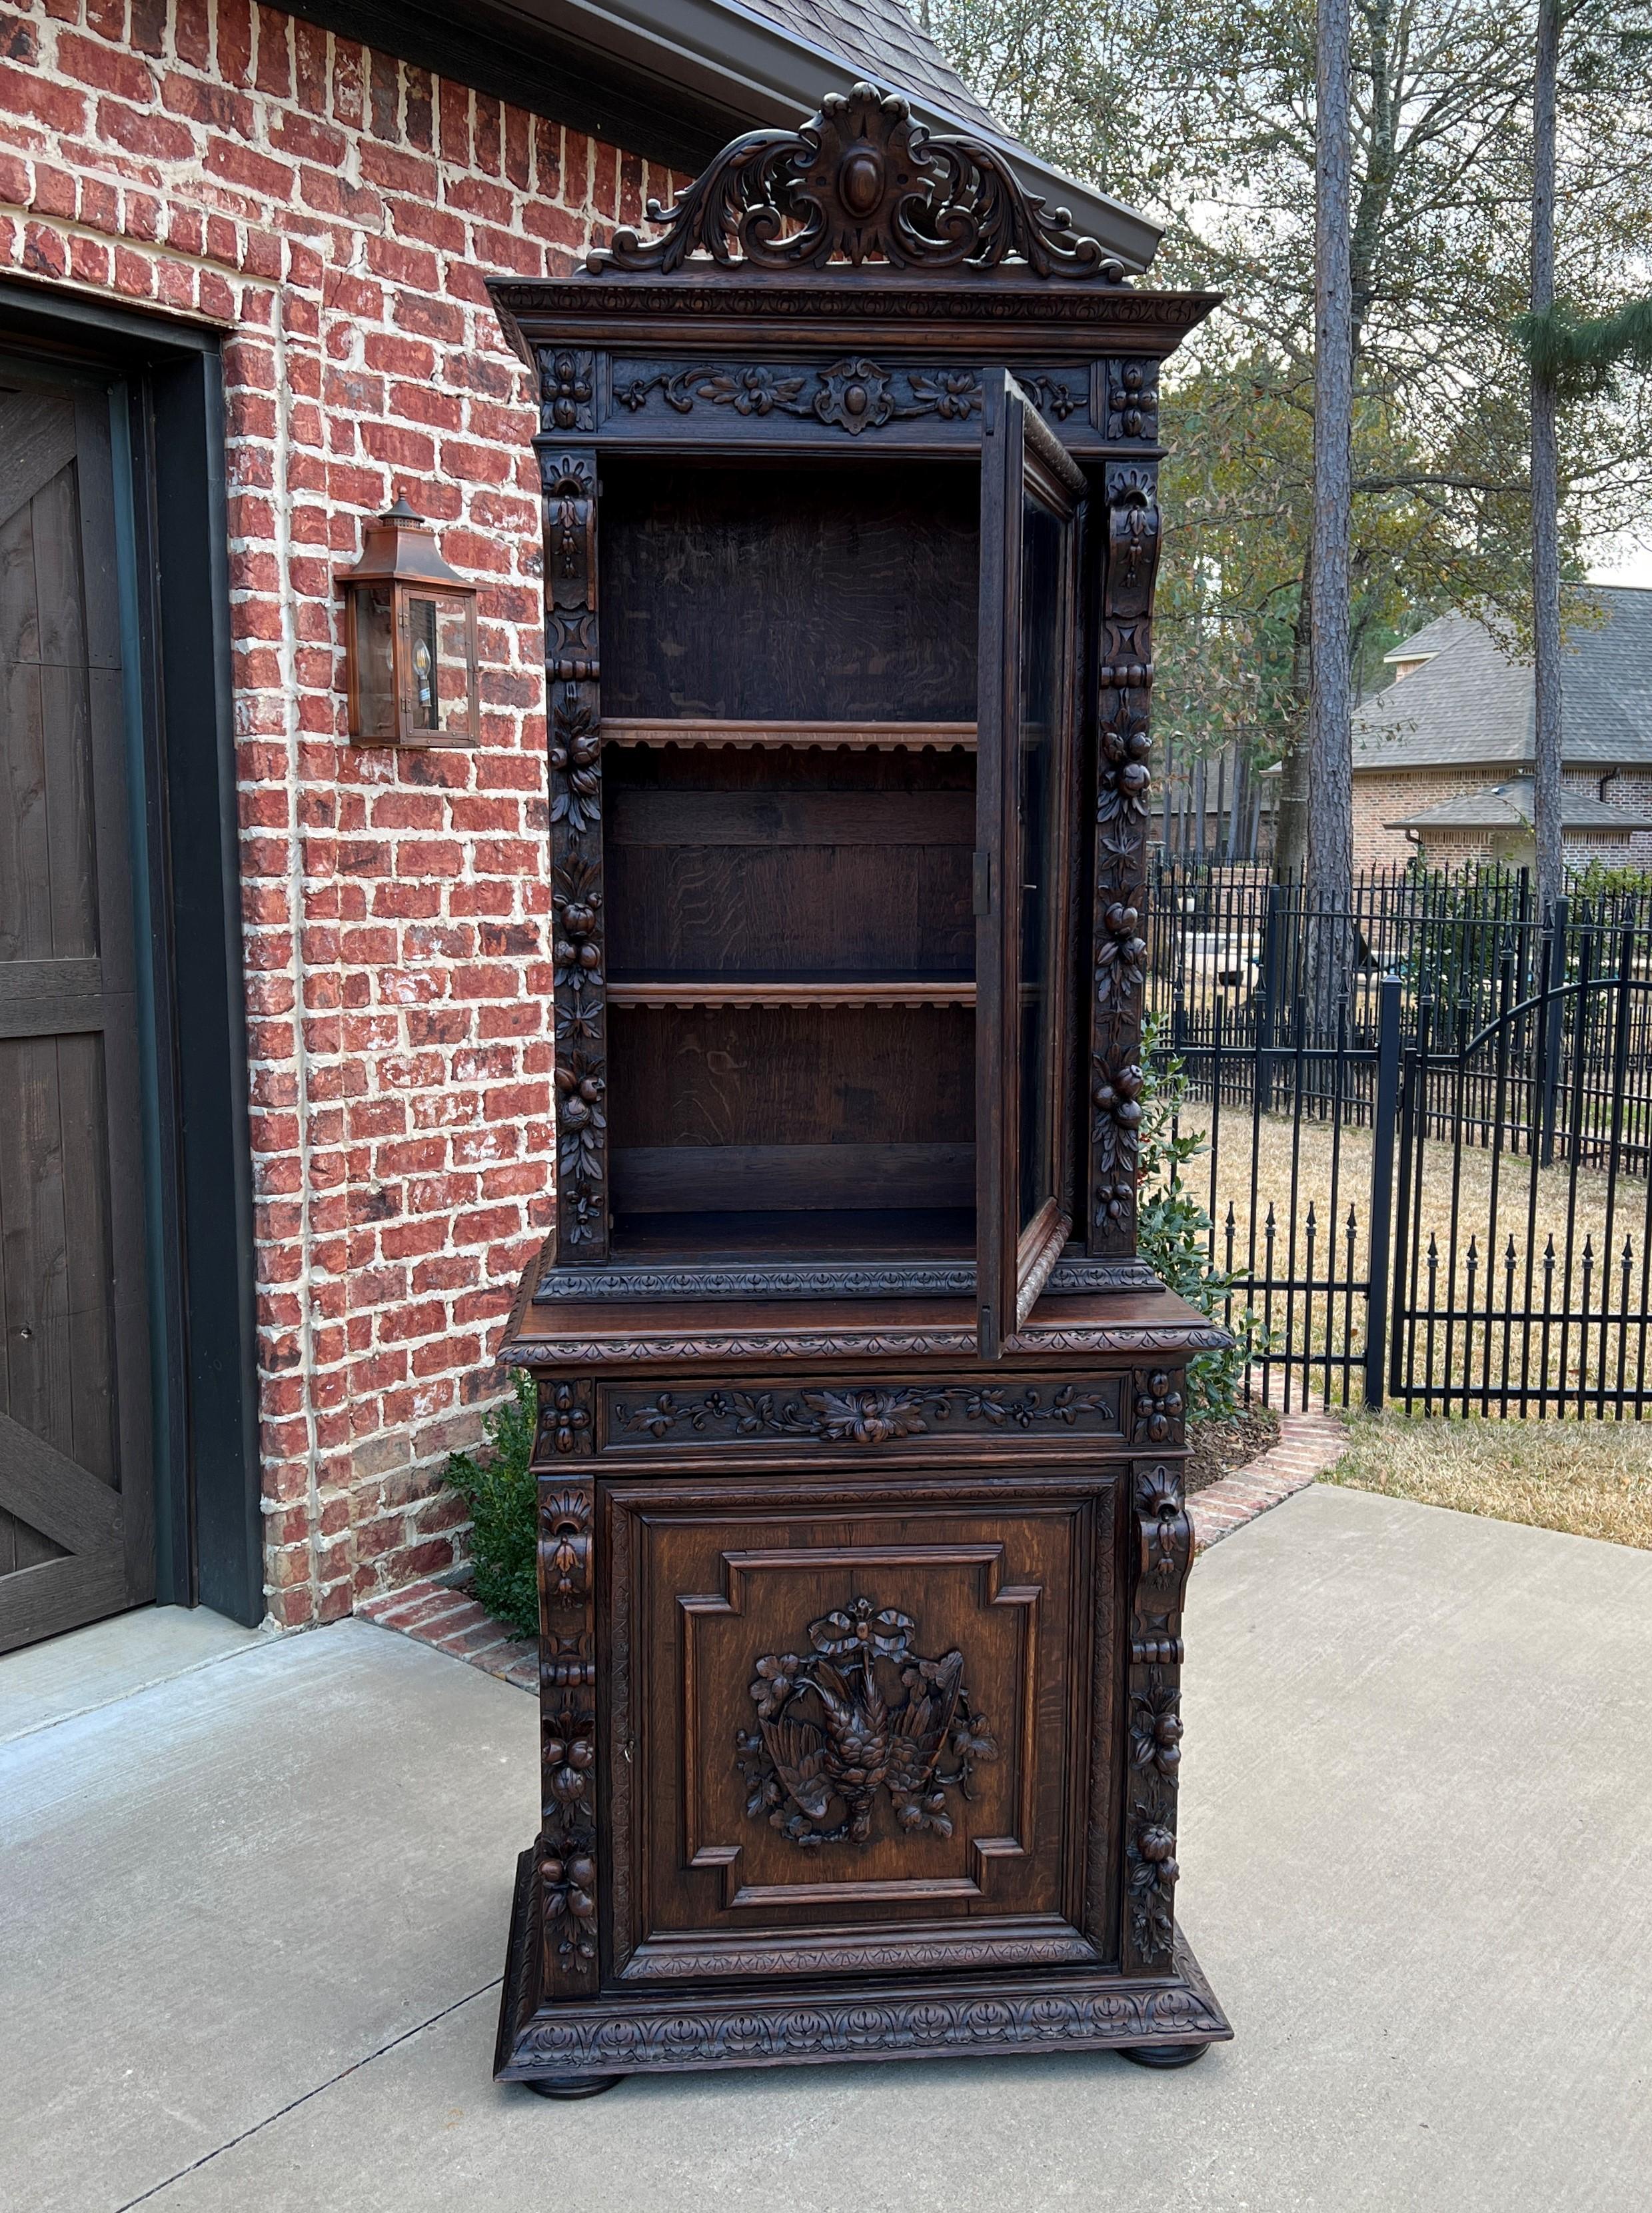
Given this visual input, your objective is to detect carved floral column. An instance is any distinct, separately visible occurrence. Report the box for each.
[540,418,608,1264]
[1123,1448,1190,1975]
[1088,365,1162,1259]
[532,1376,598,1992]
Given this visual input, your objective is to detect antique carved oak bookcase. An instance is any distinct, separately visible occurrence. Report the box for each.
[486,85,1228,2096]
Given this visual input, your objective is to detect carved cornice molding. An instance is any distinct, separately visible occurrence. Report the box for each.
[496,279,1215,342]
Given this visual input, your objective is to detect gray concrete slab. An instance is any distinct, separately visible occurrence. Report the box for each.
[0,1605,267,1746]
[5,1488,1651,2213]
[0,1618,534,2212]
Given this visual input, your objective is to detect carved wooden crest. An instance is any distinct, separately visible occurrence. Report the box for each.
[588,83,1122,281]
[736,1594,997,1848]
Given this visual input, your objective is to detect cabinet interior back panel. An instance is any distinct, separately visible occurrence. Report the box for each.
[599,459,980,722]
[604,745,976,977]
[608,1004,974,1148]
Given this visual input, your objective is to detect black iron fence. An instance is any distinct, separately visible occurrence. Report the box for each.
[1153,865,1652,1418]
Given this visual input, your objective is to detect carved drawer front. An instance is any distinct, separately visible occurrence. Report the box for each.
[596,1375,1126,1457]
[603,1470,1121,1986]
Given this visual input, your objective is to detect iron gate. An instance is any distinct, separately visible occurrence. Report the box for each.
[1387,937,1652,1416]
[1169,923,1652,1419]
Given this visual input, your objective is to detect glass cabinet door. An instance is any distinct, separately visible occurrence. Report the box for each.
[976,370,1085,1357]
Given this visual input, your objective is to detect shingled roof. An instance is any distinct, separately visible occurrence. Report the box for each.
[1353,587,1652,773]
[736,0,1004,136]
[1386,778,1652,833]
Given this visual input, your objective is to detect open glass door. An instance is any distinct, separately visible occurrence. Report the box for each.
[976,370,1085,1357]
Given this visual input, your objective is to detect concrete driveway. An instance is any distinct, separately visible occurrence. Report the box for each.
[3,1482,1649,2212]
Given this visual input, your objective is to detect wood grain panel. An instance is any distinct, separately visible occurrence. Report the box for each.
[0,373,152,1649]
[610,1141,974,1213]
[608,1005,975,1147]
[604,840,974,977]
[0,391,76,529]
[600,459,980,723]
[0,659,50,963]
[0,958,103,1037]
[607,743,978,796]
[602,737,977,977]
[0,1549,129,1655]
[0,1407,122,1552]
[608,791,976,847]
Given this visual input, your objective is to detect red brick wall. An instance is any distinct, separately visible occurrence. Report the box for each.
[0,0,673,1626]
[1355,767,1652,870]
[1352,768,1498,867]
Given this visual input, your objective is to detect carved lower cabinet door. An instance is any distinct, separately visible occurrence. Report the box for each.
[602,1471,1120,1984]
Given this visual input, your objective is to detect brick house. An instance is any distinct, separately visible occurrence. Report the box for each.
[0,0,1154,1653]
[1353,589,1652,869]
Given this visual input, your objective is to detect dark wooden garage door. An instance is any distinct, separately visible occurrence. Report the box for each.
[0,365,153,1652]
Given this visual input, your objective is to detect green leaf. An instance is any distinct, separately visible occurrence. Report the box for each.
[443,1368,540,1638]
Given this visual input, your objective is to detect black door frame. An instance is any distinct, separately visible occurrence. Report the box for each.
[0,281,263,1626]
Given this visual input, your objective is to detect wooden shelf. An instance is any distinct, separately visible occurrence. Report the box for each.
[601,719,977,752]
[608,977,977,1010]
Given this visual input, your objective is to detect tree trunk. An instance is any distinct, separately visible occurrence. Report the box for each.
[1271,540,1313,884]
[1307,0,1356,1024]
[1531,0,1564,921]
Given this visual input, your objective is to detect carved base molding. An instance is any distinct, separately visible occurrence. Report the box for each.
[494,1849,1230,2086]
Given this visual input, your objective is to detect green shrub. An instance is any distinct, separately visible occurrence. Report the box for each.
[1567,856,1652,901]
[1134,1015,1267,1420]
[443,1369,539,1636]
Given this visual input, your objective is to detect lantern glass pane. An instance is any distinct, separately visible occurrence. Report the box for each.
[351,582,397,740]
[400,591,475,739]
[435,596,476,737]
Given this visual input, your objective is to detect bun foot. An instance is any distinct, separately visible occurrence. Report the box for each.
[523,2072,624,2099]
[1120,2040,1212,2070]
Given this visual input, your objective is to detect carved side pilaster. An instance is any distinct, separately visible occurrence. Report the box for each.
[535,1382,598,1994]
[540,442,608,1262]
[1123,1456,1191,1973]
[1089,438,1160,1255]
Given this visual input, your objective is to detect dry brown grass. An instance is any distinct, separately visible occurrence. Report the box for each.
[1325,1408,1652,1548]
[1176,1106,1652,1406]
[1180,1105,1649,1269]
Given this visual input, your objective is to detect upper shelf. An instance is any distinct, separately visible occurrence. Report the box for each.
[608,977,976,1011]
[600,719,978,753]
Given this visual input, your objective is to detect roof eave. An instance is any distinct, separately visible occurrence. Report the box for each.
[493,0,1164,270]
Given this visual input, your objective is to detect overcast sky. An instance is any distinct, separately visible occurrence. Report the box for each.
[1589,538,1652,587]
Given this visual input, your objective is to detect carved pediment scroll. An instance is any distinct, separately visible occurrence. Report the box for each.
[588,83,1124,282]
